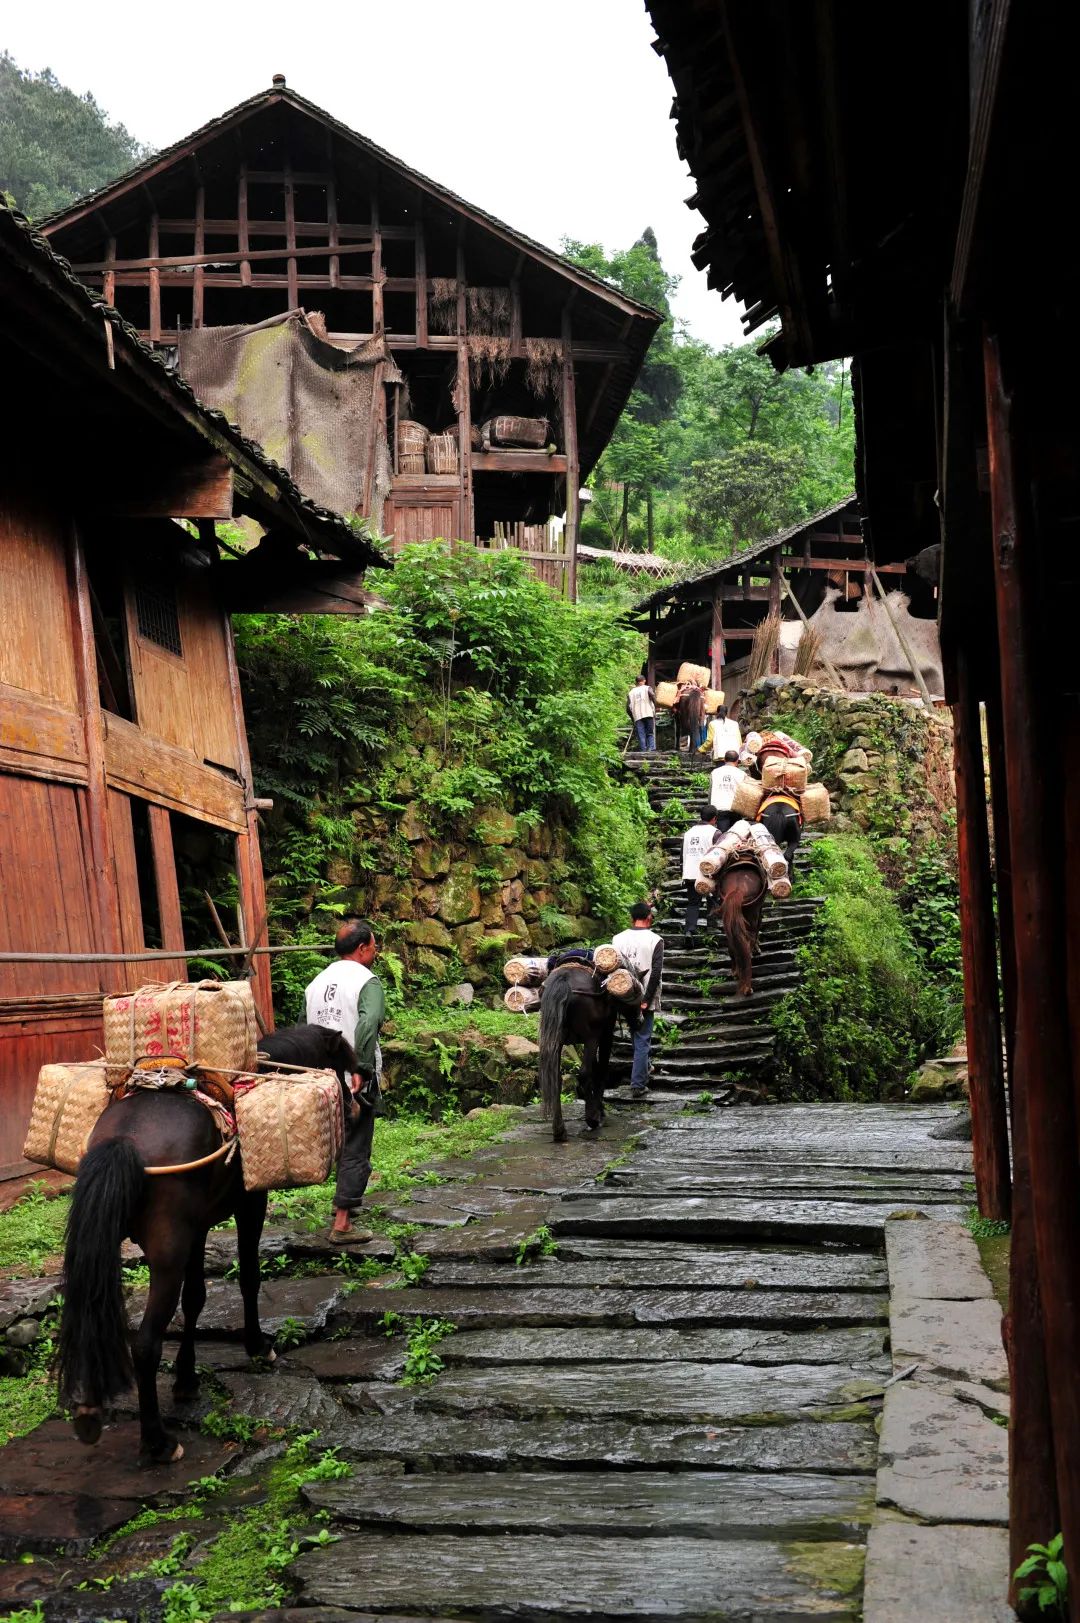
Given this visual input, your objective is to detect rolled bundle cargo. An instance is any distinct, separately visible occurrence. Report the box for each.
[761,729,812,763]
[676,662,710,687]
[698,851,723,878]
[800,783,832,824]
[504,955,550,987]
[701,688,726,715]
[593,943,630,975]
[602,966,645,1003]
[743,731,763,755]
[747,822,789,880]
[694,876,716,895]
[704,820,754,879]
[504,986,542,1013]
[655,681,679,709]
[731,777,765,819]
[761,757,808,794]
[769,874,793,900]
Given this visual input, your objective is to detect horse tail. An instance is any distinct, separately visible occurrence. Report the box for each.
[57,1137,144,1423]
[721,878,754,994]
[538,974,573,1121]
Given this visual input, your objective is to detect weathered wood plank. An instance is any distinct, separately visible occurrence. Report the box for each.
[380,1361,883,1424]
[304,1469,875,1541]
[291,1532,863,1617]
[103,713,246,831]
[439,1325,888,1369]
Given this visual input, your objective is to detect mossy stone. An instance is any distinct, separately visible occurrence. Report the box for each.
[403,918,453,951]
[399,802,426,843]
[475,806,518,846]
[439,869,482,926]
[413,842,451,880]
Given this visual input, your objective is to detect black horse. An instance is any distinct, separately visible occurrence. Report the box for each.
[56,1024,357,1464]
[759,796,802,876]
[538,966,618,1143]
[673,685,706,758]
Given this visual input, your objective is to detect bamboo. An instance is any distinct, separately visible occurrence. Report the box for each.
[779,574,844,688]
[868,563,933,706]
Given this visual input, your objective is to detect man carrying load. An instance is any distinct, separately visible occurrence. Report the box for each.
[682,805,719,944]
[710,749,752,835]
[611,902,665,1098]
[304,919,386,1244]
[626,674,658,752]
[700,704,742,760]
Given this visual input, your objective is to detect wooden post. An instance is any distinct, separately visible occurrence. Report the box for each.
[456,232,472,541]
[219,593,273,1030]
[370,191,383,333]
[67,525,123,977]
[193,185,205,328]
[103,235,116,309]
[238,167,251,288]
[148,213,161,342]
[984,327,1080,1581]
[562,308,579,603]
[710,587,724,689]
[415,217,427,345]
[768,548,782,673]
[326,174,340,290]
[952,646,1011,1218]
[284,165,298,311]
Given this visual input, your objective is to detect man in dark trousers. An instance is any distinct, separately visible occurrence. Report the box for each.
[612,901,665,1097]
[626,674,658,752]
[682,805,719,943]
[304,919,386,1243]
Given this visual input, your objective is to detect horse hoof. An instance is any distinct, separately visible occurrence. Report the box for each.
[73,1406,102,1446]
[172,1380,200,1403]
[553,1127,568,1144]
[170,1442,185,1462]
[140,1435,184,1466]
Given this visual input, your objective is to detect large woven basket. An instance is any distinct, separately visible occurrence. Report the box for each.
[24,1063,111,1173]
[731,777,765,819]
[800,783,832,824]
[702,688,726,715]
[762,757,809,794]
[397,420,429,457]
[236,1071,344,1192]
[399,453,426,475]
[103,980,258,1088]
[483,415,550,449]
[655,681,678,710]
[503,986,541,1013]
[676,662,710,687]
[504,955,549,987]
[425,432,458,475]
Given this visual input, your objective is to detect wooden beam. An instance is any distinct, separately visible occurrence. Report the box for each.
[562,307,579,602]
[952,649,1011,1219]
[370,190,383,332]
[984,326,1080,1584]
[283,164,299,309]
[192,184,205,327]
[103,715,246,831]
[83,241,383,276]
[147,802,188,981]
[326,176,341,290]
[786,556,906,574]
[148,213,161,342]
[238,166,251,287]
[415,216,428,346]
[102,235,116,308]
[471,451,567,474]
[95,456,235,520]
[710,588,724,688]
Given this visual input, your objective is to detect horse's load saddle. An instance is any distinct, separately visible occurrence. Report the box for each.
[24,980,343,1188]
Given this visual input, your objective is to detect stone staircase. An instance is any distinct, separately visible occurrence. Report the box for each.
[614,750,825,1095]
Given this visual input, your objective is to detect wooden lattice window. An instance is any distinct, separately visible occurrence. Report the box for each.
[134,581,183,657]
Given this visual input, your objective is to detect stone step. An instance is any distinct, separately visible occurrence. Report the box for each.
[290,1531,864,1618]
[552,1196,966,1245]
[423,1249,889,1293]
[438,1324,888,1369]
[303,1468,876,1543]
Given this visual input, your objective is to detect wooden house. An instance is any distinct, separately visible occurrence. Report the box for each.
[647,0,1080,1594]
[40,78,660,598]
[627,497,943,702]
[0,203,385,1176]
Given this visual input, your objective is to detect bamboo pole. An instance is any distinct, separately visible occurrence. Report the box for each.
[867,563,933,707]
[778,574,844,689]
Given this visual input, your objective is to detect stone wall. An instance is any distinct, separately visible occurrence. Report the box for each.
[738,677,956,859]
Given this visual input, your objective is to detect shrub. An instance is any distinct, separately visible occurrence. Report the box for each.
[772,834,960,1101]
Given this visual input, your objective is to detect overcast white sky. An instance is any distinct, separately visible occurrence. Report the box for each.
[4,0,748,348]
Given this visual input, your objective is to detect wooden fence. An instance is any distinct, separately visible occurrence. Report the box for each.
[474,521,573,599]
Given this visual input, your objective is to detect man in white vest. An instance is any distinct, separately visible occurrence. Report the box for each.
[626,674,658,752]
[682,805,719,943]
[611,901,665,1097]
[710,749,752,835]
[304,919,385,1243]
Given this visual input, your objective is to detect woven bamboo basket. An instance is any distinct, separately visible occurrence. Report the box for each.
[655,681,679,709]
[732,778,765,819]
[399,453,426,475]
[800,783,832,824]
[762,757,809,794]
[702,688,726,715]
[426,432,458,475]
[602,967,644,1004]
[593,944,631,975]
[504,955,549,987]
[23,1063,112,1174]
[694,876,716,896]
[503,986,541,1013]
[103,980,258,1088]
[397,420,429,457]
[485,415,550,449]
[236,1071,344,1192]
[676,662,710,687]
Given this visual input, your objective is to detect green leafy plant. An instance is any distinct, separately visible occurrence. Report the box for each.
[274,1315,308,1350]
[401,1316,456,1385]
[1015,1534,1068,1617]
[147,1532,196,1578]
[514,1225,559,1267]
[200,1402,260,1443]
[967,1208,1011,1240]
[398,1250,430,1285]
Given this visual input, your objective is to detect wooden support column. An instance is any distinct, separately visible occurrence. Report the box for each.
[510,256,523,357]
[562,308,579,602]
[67,525,122,977]
[415,216,427,345]
[984,328,1080,1583]
[710,587,724,689]
[238,167,251,287]
[456,232,472,540]
[147,803,188,980]
[768,548,782,672]
[103,235,116,308]
[148,213,161,342]
[284,165,298,310]
[192,185,206,327]
[220,601,273,1030]
[952,646,1011,1218]
[370,191,383,333]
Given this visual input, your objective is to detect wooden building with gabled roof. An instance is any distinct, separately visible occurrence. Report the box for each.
[40,78,661,596]
[0,201,385,1176]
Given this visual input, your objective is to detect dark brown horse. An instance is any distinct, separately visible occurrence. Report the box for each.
[538,965,618,1142]
[673,685,706,757]
[56,1025,357,1463]
[714,859,767,996]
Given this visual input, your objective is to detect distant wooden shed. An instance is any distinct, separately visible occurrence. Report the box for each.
[0,204,385,1176]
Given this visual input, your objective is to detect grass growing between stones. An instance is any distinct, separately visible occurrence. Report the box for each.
[0,1180,69,1277]
[0,1299,62,1442]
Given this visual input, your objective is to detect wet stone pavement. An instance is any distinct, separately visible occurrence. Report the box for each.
[0,1093,975,1620]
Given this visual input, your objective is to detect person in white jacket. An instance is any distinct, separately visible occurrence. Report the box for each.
[611,902,664,1097]
[710,749,752,835]
[700,705,742,760]
[682,806,719,943]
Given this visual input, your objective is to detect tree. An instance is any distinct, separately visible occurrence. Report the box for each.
[687,442,808,548]
[0,53,151,218]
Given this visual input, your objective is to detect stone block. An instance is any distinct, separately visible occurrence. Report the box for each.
[862,1524,1013,1621]
[403,918,454,951]
[889,1296,1007,1386]
[439,869,481,925]
[885,1219,992,1302]
[399,801,426,842]
[877,1383,1008,1524]
[476,806,518,846]
[504,1034,540,1062]
[413,842,450,879]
